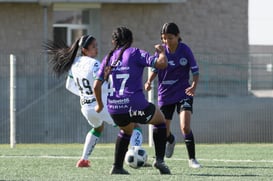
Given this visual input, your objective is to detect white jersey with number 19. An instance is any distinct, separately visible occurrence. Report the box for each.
[66,56,114,128]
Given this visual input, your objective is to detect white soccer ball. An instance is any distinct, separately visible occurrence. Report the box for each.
[125,146,148,168]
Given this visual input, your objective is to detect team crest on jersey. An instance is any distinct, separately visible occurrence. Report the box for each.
[179,58,188,66]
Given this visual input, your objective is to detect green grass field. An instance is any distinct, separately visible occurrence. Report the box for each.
[0,144,273,181]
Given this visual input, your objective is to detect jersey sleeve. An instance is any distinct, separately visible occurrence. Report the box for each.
[65,70,80,96]
[92,60,101,79]
[95,57,106,81]
[185,45,199,75]
[138,49,157,68]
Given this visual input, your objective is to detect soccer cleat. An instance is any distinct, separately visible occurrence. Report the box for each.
[165,137,176,158]
[188,159,201,168]
[109,166,130,175]
[153,160,171,174]
[76,159,90,167]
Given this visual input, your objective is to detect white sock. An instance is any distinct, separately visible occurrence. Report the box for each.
[130,128,143,146]
[81,131,99,160]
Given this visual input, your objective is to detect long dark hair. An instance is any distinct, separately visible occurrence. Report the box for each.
[43,35,95,77]
[161,22,182,42]
[104,27,133,80]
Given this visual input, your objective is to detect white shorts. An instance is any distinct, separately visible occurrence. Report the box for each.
[81,101,114,128]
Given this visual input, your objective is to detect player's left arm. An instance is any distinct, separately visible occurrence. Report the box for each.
[65,71,80,96]
[185,46,199,97]
[185,73,199,97]
[144,70,157,91]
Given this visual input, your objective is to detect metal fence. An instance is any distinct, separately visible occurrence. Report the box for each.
[0,52,272,144]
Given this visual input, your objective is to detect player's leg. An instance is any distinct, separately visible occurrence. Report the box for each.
[165,119,176,158]
[147,104,171,174]
[129,123,153,167]
[109,119,134,175]
[76,107,105,167]
[160,104,176,158]
[130,123,143,146]
[76,124,103,168]
[178,98,201,168]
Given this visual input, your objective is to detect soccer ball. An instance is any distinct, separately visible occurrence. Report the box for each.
[125,146,148,168]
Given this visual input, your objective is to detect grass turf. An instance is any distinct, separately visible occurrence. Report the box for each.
[0,144,273,181]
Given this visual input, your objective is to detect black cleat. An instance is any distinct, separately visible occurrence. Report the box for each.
[109,166,130,175]
[153,160,171,174]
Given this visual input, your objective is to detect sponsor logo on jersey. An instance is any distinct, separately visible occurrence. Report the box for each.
[112,60,122,67]
[108,98,130,104]
[162,79,178,85]
[168,60,175,66]
[111,60,130,71]
[108,105,129,109]
[179,58,188,66]
[129,107,145,117]
[112,66,130,71]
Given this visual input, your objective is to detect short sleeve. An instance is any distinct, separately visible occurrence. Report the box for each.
[92,60,100,79]
[138,49,157,68]
[95,57,106,81]
[185,45,199,75]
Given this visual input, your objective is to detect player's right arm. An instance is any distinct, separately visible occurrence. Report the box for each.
[144,44,164,91]
[93,79,104,113]
[154,44,168,69]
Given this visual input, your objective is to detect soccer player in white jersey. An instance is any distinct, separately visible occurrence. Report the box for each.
[44,35,143,168]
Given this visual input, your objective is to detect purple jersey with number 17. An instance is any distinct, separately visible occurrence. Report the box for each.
[154,42,199,106]
[97,47,157,114]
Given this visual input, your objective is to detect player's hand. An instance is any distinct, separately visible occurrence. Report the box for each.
[185,86,196,96]
[144,82,152,91]
[154,44,165,54]
[95,103,103,113]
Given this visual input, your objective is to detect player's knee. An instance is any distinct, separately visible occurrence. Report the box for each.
[181,125,191,135]
[94,123,104,133]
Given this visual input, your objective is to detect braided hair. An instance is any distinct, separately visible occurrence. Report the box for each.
[43,35,95,77]
[104,27,133,80]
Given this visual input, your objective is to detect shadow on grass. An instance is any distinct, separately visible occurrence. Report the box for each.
[190,173,259,177]
[188,165,273,178]
[203,165,273,169]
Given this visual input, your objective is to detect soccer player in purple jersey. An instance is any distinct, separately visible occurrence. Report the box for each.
[44,35,144,168]
[93,27,171,175]
[145,22,201,168]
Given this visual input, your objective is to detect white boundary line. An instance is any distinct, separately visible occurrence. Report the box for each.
[1,155,273,163]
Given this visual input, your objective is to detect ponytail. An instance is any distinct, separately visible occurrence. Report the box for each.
[104,45,117,81]
[43,38,80,77]
[104,42,131,81]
